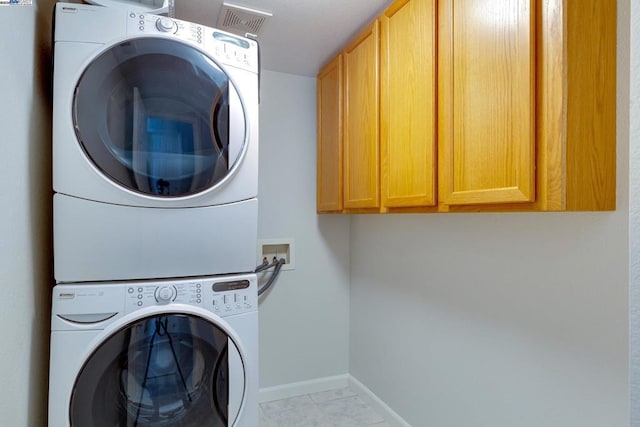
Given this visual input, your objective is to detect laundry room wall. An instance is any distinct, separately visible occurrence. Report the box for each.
[348,2,631,426]
[629,0,640,423]
[257,70,351,394]
[0,0,56,425]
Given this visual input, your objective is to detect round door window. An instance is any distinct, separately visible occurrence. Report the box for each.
[70,314,240,426]
[73,37,246,197]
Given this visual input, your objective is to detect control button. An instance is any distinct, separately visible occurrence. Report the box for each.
[156,17,175,32]
[139,26,144,31]
[130,12,136,18]
[128,288,134,293]
[137,301,143,306]
[138,287,143,293]
[197,299,202,304]
[137,294,143,299]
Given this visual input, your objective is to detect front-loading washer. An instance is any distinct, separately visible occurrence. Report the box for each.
[48,273,258,426]
[52,3,259,282]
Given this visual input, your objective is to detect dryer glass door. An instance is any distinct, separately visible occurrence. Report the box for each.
[73,37,246,197]
[69,313,243,426]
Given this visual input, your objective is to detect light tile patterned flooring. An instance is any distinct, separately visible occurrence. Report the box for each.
[259,387,390,427]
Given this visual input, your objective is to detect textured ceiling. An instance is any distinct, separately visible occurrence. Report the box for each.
[174,0,393,77]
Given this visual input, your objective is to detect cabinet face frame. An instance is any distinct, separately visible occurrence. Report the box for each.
[380,0,437,209]
[343,20,381,210]
[317,55,344,213]
[438,0,536,207]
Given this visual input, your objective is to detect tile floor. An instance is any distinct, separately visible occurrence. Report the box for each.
[259,387,390,427]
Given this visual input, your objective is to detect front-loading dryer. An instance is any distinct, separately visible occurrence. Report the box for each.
[48,273,259,426]
[52,3,259,282]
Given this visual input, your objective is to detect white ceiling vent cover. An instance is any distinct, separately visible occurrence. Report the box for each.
[216,2,272,37]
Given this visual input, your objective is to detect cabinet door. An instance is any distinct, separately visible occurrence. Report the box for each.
[317,55,343,213]
[381,0,436,208]
[343,21,380,209]
[438,0,535,206]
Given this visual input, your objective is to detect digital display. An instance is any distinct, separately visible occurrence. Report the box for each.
[212,280,250,292]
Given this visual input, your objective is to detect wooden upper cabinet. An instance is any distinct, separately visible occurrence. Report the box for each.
[315,0,616,214]
[438,0,536,206]
[381,0,437,209]
[343,21,380,210]
[317,55,343,213]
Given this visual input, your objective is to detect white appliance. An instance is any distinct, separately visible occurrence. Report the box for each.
[52,2,259,282]
[85,0,170,15]
[49,273,259,427]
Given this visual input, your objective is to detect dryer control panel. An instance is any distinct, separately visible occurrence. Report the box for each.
[126,11,259,73]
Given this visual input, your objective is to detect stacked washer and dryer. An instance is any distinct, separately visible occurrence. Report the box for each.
[49,2,260,426]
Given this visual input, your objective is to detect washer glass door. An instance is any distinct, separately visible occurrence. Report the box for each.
[73,37,246,197]
[70,313,242,426]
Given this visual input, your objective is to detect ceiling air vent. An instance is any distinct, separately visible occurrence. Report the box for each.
[216,2,272,37]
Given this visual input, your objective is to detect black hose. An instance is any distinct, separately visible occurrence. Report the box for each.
[257,258,285,296]
[254,259,271,273]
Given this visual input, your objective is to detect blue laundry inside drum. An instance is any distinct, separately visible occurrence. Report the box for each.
[128,116,223,195]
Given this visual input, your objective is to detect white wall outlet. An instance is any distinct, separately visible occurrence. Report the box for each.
[257,238,295,271]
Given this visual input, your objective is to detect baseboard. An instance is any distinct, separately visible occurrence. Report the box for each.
[259,374,411,426]
[259,374,350,403]
[348,375,412,427]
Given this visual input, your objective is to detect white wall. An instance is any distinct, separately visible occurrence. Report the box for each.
[0,1,56,425]
[349,3,631,426]
[257,70,351,389]
[629,0,640,424]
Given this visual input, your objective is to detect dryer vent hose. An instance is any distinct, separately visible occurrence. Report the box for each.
[256,258,285,296]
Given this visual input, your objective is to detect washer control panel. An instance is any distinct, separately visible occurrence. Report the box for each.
[126,11,258,73]
[52,274,256,332]
[122,274,257,317]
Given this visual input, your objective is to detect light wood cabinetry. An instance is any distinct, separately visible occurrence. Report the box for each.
[528,0,616,212]
[316,0,616,213]
[438,0,535,206]
[380,0,437,209]
[343,21,380,210]
[443,0,616,212]
[317,55,343,213]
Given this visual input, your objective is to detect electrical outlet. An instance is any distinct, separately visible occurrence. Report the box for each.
[257,238,294,271]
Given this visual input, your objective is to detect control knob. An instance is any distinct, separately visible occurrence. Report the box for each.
[156,286,174,303]
[156,17,175,32]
